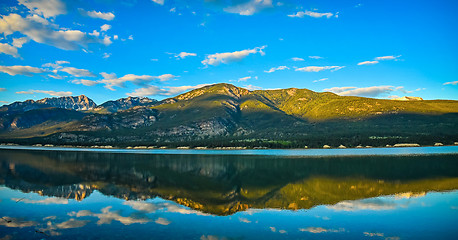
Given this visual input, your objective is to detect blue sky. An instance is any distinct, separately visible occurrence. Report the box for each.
[0,0,457,104]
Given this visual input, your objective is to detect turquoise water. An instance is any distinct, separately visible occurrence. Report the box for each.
[1,145,458,156]
[0,148,457,239]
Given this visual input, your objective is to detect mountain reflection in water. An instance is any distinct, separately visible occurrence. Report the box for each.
[1,149,457,215]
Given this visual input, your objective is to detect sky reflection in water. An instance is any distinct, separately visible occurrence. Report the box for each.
[0,149,457,239]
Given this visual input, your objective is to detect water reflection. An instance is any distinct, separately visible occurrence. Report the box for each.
[1,149,457,215]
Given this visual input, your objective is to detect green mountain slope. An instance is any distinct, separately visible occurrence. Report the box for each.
[1,83,457,147]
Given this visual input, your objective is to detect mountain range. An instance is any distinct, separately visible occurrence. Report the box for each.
[1,83,457,148]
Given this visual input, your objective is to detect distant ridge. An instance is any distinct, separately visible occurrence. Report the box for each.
[0,83,457,148]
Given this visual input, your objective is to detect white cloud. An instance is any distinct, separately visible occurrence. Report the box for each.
[295,66,344,72]
[327,199,398,211]
[0,217,37,228]
[18,0,67,18]
[156,74,178,82]
[443,80,458,85]
[175,52,197,59]
[309,56,323,59]
[244,84,262,90]
[128,35,134,40]
[100,24,111,32]
[155,217,171,225]
[0,43,19,58]
[60,67,96,77]
[324,86,395,97]
[12,197,68,204]
[16,90,73,97]
[152,0,164,5]
[313,78,328,83]
[81,9,115,21]
[358,60,379,65]
[128,84,210,97]
[288,10,334,18]
[238,76,251,82]
[123,201,158,213]
[0,14,110,50]
[103,52,111,58]
[223,0,273,16]
[71,79,99,86]
[0,65,45,76]
[299,227,345,233]
[374,55,401,61]
[12,37,29,48]
[98,73,154,90]
[265,66,289,73]
[202,46,266,66]
[75,206,149,225]
[291,57,304,61]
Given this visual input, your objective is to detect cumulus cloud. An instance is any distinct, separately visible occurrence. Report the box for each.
[375,55,401,61]
[0,43,19,58]
[0,14,111,50]
[12,37,29,48]
[156,74,178,81]
[42,61,95,78]
[202,46,266,66]
[313,78,328,83]
[0,65,45,76]
[18,0,67,18]
[12,197,68,204]
[100,24,111,32]
[299,227,345,233]
[295,66,344,72]
[443,80,458,85]
[309,56,323,59]
[155,217,171,225]
[98,73,154,90]
[288,10,335,18]
[291,57,304,61]
[323,86,395,97]
[358,60,379,65]
[16,90,73,97]
[152,0,165,5]
[0,217,37,228]
[223,0,273,16]
[265,66,289,73]
[238,76,251,82]
[327,198,398,211]
[243,84,262,90]
[123,201,158,213]
[75,206,150,225]
[60,67,96,77]
[79,9,115,21]
[71,79,99,86]
[128,84,210,97]
[175,52,197,59]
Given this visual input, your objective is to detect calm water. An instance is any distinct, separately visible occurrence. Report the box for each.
[0,148,457,239]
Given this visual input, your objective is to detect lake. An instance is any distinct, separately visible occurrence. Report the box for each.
[0,147,457,239]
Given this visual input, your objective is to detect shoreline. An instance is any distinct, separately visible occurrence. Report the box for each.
[1,144,457,157]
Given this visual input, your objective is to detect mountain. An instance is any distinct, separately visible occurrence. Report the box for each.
[0,95,96,113]
[0,83,457,147]
[93,96,157,113]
